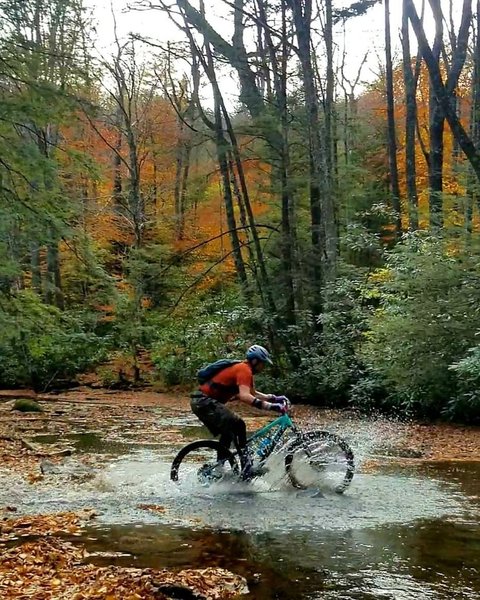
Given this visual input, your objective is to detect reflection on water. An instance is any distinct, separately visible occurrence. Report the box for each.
[79,515,480,600]
[4,414,480,599]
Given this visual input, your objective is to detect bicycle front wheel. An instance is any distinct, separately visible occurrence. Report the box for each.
[170,440,240,487]
[285,430,355,494]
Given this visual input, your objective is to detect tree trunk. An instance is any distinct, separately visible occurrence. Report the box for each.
[407,0,480,183]
[467,0,480,232]
[45,234,64,309]
[325,0,335,190]
[113,126,123,212]
[126,128,143,249]
[252,0,297,322]
[223,120,276,313]
[188,27,277,312]
[288,0,336,313]
[180,143,191,238]
[279,0,298,323]
[213,105,249,288]
[179,0,298,323]
[384,0,402,236]
[401,0,419,230]
[229,154,256,270]
[30,243,42,294]
[428,0,445,230]
[203,27,249,289]
[174,118,186,239]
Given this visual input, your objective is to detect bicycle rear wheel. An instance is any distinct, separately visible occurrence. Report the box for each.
[285,430,355,494]
[170,440,240,487]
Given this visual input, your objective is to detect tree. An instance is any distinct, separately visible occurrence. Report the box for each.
[0,0,93,307]
[467,0,480,232]
[407,0,480,189]
[401,0,419,230]
[384,0,402,236]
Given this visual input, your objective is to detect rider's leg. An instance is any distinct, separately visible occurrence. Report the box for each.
[190,396,260,480]
[217,409,246,462]
[218,431,234,461]
[208,406,254,476]
[191,395,239,462]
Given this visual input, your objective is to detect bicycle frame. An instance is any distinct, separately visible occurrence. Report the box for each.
[224,412,299,463]
[247,413,297,445]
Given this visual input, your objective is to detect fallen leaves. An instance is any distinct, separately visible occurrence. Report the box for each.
[155,568,249,599]
[0,537,160,600]
[0,510,97,544]
[138,504,166,514]
[0,511,249,599]
[0,537,249,600]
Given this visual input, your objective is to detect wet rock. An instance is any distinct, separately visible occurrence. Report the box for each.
[12,399,43,413]
[397,448,424,458]
[40,459,64,475]
[39,458,92,480]
[155,584,204,600]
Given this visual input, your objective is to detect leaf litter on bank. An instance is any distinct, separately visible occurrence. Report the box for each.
[0,537,248,599]
[0,510,97,543]
[0,512,248,599]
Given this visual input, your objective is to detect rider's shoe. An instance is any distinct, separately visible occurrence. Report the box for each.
[197,462,224,483]
[240,456,268,481]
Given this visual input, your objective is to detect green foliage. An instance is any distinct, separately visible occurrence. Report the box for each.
[447,346,480,422]
[333,0,381,23]
[0,291,109,390]
[360,234,480,418]
[149,292,255,387]
[257,267,372,402]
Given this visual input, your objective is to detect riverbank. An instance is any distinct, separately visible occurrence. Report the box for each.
[0,388,252,600]
[1,510,247,599]
[2,387,480,599]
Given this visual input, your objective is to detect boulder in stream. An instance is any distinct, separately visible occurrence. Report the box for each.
[12,398,43,413]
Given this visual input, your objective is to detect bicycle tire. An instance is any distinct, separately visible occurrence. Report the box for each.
[284,430,355,494]
[170,439,240,483]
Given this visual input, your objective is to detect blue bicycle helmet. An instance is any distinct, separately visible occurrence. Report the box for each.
[246,344,273,365]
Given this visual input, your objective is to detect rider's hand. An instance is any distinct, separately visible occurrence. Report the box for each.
[271,395,289,405]
[269,397,291,414]
[269,402,287,414]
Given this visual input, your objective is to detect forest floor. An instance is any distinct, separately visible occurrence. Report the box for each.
[1,387,480,599]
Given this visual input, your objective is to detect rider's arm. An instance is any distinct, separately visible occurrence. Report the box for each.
[238,385,279,411]
[255,390,275,401]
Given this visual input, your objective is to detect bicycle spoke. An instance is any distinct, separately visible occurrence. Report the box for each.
[171,440,239,487]
[285,431,355,492]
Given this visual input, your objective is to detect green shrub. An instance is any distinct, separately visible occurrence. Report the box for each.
[0,291,109,390]
[257,268,372,403]
[447,345,480,422]
[360,234,480,418]
[150,293,254,387]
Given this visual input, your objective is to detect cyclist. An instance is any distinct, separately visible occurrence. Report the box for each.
[190,345,289,480]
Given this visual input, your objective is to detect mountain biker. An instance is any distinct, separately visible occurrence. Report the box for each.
[190,345,289,481]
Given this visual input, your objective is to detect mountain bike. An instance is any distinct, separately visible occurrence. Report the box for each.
[170,409,355,494]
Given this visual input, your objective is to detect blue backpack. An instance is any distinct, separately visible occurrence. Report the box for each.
[197,359,241,385]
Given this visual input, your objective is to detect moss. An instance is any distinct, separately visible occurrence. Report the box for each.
[13,398,43,413]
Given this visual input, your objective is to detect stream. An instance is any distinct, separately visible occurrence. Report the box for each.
[2,404,480,599]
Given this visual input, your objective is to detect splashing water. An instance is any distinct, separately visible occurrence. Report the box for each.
[3,408,480,600]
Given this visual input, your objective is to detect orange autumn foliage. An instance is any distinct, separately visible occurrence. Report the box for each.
[358,60,474,231]
[59,93,273,298]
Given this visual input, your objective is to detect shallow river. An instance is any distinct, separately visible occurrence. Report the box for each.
[3,409,480,599]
